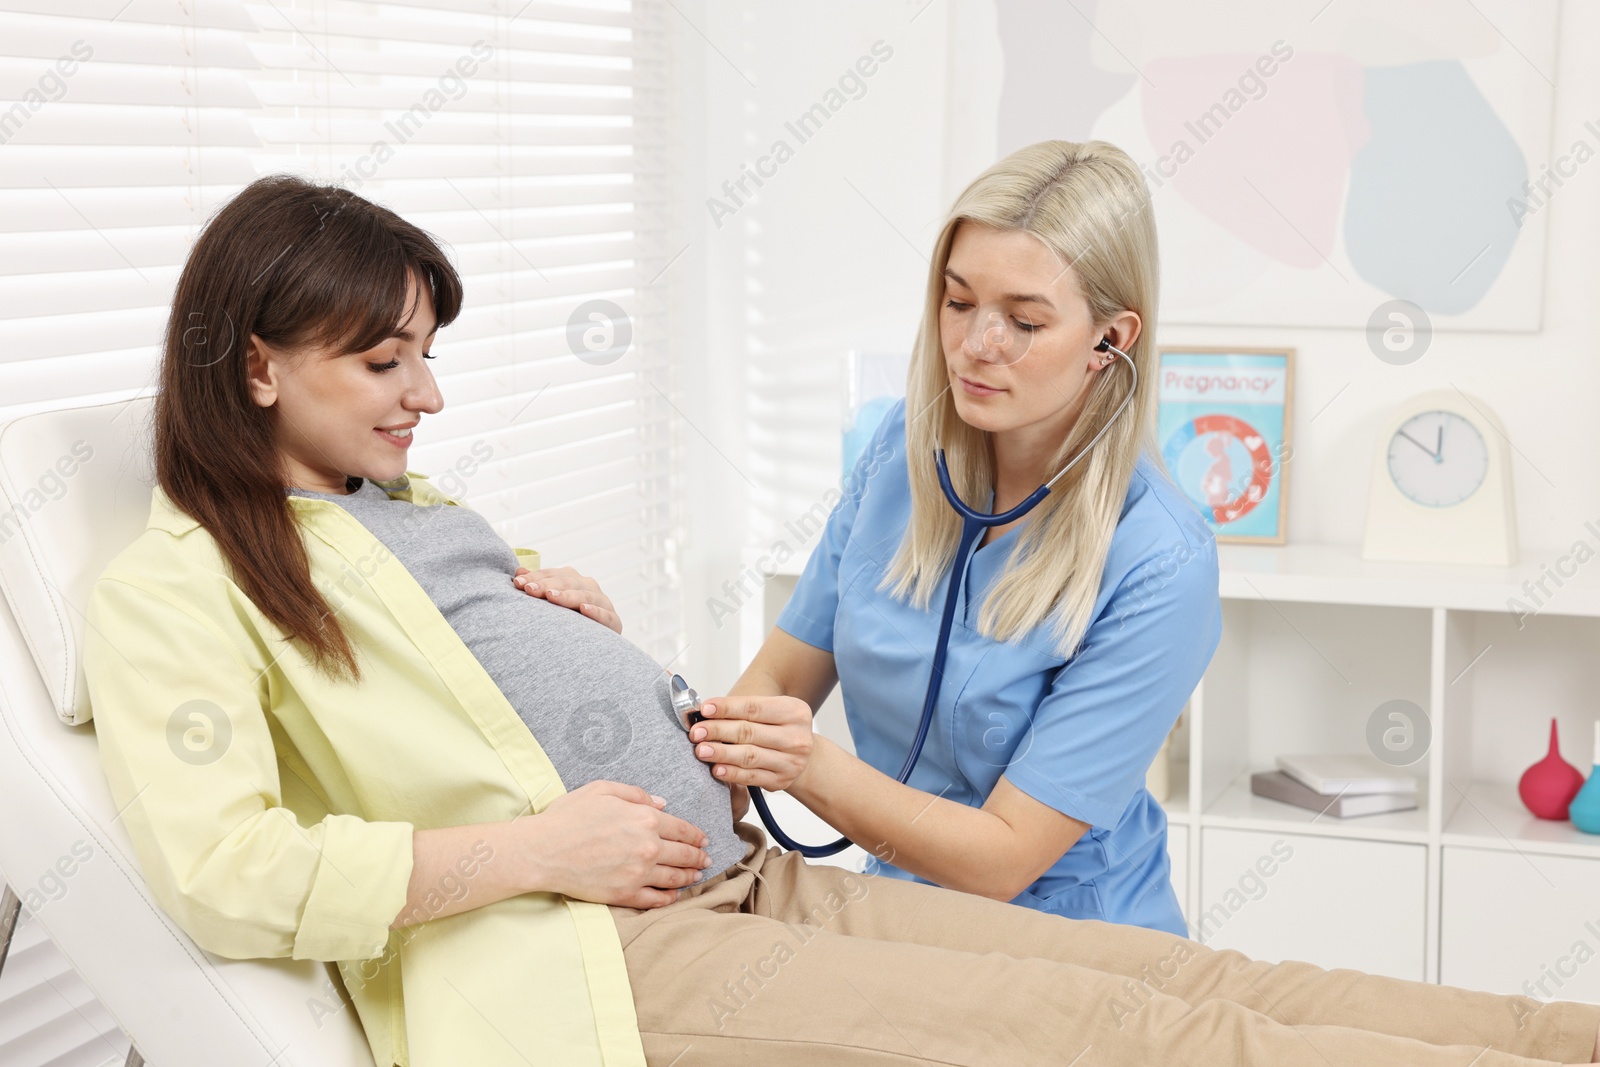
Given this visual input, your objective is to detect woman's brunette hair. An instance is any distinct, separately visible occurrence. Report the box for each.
[155,174,462,682]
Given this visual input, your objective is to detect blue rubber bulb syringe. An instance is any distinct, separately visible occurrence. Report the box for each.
[1568,721,1600,834]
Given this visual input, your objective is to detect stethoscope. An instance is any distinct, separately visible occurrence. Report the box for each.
[670,337,1139,859]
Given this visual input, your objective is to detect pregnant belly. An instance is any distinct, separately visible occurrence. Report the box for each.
[538,680,746,881]
[481,593,746,880]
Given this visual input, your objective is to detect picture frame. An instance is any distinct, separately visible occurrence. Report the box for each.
[1154,346,1294,545]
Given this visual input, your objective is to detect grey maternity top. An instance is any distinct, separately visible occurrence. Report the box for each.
[287,476,743,881]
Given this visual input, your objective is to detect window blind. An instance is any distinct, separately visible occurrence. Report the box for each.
[0,1,679,1061]
[239,0,680,656]
[0,0,680,659]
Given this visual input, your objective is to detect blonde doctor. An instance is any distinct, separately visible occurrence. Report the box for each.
[692,139,1220,936]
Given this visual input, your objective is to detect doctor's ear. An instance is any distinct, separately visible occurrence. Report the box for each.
[1090,312,1143,369]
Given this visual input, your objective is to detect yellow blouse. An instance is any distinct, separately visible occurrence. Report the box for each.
[82,472,647,1067]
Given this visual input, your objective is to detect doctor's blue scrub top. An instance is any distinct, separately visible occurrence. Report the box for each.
[776,399,1222,937]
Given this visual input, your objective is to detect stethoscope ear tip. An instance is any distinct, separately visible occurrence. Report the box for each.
[1094,337,1132,366]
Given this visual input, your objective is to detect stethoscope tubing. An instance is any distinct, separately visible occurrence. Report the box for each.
[750,340,1138,858]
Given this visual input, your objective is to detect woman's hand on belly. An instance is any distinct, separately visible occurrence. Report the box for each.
[689,695,815,792]
[528,780,713,908]
[513,565,623,633]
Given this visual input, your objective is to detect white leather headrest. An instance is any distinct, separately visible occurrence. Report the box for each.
[0,396,157,725]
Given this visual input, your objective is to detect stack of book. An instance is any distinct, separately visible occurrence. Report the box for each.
[1250,754,1419,818]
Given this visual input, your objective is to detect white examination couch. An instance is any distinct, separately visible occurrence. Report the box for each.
[0,396,378,1066]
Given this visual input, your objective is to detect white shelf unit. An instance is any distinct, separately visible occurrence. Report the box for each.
[757,538,1600,998]
[1173,540,1600,998]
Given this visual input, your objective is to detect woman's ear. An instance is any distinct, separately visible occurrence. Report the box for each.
[245,333,277,408]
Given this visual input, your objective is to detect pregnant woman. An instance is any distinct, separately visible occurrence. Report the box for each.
[83,173,1600,1067]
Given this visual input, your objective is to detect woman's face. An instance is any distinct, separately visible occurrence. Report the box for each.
[245,271,443,494]
[938,221,1139,453]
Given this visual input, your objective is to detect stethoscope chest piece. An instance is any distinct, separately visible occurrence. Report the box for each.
[666,672,705,732]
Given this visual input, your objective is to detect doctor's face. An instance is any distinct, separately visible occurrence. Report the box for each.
[938,221,1138,449]
[244,270,444,494]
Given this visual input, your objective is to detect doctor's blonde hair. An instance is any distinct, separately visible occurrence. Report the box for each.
[883,140,1161,659]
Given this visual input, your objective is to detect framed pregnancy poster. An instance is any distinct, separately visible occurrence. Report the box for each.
[1155,347,1293,544]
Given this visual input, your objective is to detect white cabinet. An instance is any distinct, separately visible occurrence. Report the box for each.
[1442,845,1600,1002]
[1177,544,1600,990]
[1199,828,1427,980]
[1167,823,1188,922]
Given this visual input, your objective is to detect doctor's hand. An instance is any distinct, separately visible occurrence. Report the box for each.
[526,781,712,908]
[690,695,815,792]
[512,565,623,634]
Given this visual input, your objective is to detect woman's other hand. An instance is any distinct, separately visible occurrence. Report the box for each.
[690,695,815,792]
[513,565,623,634]
[525,781,710,908]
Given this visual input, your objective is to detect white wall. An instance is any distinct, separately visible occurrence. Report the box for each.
[674,0,1600,690]
[673,1,955,687]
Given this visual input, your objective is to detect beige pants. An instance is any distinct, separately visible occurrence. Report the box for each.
[608,819,1600,1066]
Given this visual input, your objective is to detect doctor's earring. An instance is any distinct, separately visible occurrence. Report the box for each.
[1093,335,1122,369]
